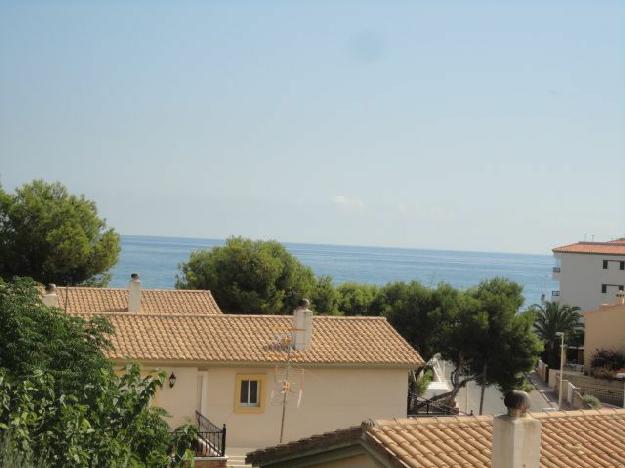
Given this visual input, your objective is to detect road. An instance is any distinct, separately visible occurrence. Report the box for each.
[440,362,558,415]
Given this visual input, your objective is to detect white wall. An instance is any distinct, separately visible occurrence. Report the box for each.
[150,365,409,450]
[555,253,625,311]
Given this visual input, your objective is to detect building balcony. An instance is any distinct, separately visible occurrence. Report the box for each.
[551,290,560,298]
[552,266,561,279]
[552,266,561,273]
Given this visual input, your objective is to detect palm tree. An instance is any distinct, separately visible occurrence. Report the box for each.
[531,301,582,369]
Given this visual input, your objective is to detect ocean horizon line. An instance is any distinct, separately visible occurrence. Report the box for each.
[120,233,552,259]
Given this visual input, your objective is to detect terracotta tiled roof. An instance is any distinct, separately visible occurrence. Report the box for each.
[51,287,222,315]
[553,240,625,256]
[247,409,625,467]
[84,314,424,367]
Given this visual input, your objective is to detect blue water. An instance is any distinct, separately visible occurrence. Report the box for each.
[110,235,557,308]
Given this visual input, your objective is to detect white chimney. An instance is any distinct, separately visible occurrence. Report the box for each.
[42,283,59,307]
[492,391,541,468]
[292,299,313,351]
[128,273,142,313]
[616,291,625,306]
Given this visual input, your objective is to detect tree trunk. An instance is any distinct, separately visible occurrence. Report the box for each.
[479,361,487,415]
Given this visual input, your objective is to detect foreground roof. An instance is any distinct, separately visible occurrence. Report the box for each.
[86,314,424,368]
[51,286,222,315]
[553,239,625,256]
[247,409,625,467]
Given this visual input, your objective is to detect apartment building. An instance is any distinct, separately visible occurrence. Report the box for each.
[552,238,625,311]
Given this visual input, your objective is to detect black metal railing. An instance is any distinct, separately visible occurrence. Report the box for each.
[194,411,226,457]
[552,290,560,297]
[408,394,459,417]
[552,267,561,273]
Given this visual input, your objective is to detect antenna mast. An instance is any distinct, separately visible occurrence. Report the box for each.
[279,344,292,444]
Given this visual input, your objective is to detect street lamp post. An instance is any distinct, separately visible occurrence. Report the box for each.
[616,372,625,409]
[556,332,565,409]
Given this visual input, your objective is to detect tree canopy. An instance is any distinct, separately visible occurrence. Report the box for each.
[380,278,542,409]
[0,180,120,286]
[530,301,582,369]
[0,278,194,466]
[176,237,318,314]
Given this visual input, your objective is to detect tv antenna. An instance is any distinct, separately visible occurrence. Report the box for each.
[270,328,305,444]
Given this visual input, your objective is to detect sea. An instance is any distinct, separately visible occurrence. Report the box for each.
[109,235,557,308]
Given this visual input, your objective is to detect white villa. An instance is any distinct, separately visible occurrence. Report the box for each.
[41,275,424,458]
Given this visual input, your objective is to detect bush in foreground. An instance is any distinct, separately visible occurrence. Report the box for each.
[0,278,195,467]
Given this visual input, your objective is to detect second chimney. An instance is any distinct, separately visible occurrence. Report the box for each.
[42,283,59,307]
[292,299,314,351]
[492,391,541,468]
[128,273,142,313]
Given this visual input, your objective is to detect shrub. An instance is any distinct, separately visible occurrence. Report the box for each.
[582,394,601,409]
[591,366,617,380]
[590,349,625,371]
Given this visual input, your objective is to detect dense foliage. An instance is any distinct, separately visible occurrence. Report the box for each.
[0,279,195,467]
[176,237,318,314]
[399,278,542,409]
[589,349,625,379]
[0,180,120,286]
[529,301,583,369]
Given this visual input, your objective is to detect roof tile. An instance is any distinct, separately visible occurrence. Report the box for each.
[553,240,625,256]
[247,409,625,467]
[50,286,222,315]
[82,313,424,367]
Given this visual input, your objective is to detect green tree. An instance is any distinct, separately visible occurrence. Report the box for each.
[0,278,195,466]
[310,275,340,315]
[176,236,317,314]
[0,180,120,286]
[530,301,582,369]
[377,281,459,362]
[435,278,542,413]
[335,282,380,316]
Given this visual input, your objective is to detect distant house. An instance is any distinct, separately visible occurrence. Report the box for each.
[583,292,625,367]
[552,238,625,311]
[246,407,625,467]
[43,276,424,453]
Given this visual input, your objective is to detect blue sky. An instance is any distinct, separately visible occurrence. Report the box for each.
[1,1,624,254]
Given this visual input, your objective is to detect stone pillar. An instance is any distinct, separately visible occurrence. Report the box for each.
[492,391,541,468]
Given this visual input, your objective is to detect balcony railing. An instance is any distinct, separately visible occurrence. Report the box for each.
[173,411,226,458]
[552,267,561,273]
[195,411,226,457]
[552,290,560,297]
[407,394,459,417]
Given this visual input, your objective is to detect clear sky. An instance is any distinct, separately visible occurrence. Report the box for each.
[1,1,624,254]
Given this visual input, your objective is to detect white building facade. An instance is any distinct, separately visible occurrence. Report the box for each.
[552,239,625,311]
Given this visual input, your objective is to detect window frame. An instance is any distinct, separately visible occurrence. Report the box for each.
[234,374,266,414]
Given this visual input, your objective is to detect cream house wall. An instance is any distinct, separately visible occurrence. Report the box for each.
[583,305,625,367]
[146,364,409,450]
[150,366,200,428]
[554,253,625,311]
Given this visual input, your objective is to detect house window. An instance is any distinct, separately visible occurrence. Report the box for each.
[240,379,259,406]
[234,374,265,413]
[621,262,625,270]
[603,260,609,269]
[602,284,607,294]
[620,285,625,291]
